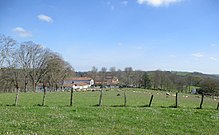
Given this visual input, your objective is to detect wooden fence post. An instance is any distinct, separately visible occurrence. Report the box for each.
[98,89,103,106]
[148,95,154,107]
[217,102,219,110]
[70,87,74,106]
[175,92,178,108]
[42,83,46,106]
[14,86,20,106]
[199,93,204,109]
[124,91,127,107]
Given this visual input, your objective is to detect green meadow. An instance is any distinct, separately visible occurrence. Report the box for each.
[0,89,218,135]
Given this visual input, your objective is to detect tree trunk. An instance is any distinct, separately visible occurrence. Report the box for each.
[24,82,28,92]
[33,82,36,92]
[160,83,163,90]
[24,75,28,92]
[61,85,64,92]
[55,84,58,91]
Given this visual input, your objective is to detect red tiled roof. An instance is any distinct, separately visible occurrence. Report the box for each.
[65,77,93,81]
[74,82,89,86]
[63,83,74,87]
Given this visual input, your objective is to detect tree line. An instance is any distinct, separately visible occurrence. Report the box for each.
[1,34,219,96]
[0,34,74,93]
[84,67,219,96]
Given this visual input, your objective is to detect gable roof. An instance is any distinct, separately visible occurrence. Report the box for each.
[65,77,93,81]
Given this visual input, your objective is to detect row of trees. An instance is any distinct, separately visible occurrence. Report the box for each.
[0,35,74,93]
[85,66,151,89]
[85,67,219,95]
[1,34,218,96]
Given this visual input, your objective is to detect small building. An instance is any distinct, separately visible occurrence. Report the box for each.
[94,74,119,86]
[191,88,197,94]
[63,77,94,90]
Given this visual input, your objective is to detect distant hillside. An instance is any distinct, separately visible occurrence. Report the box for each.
[171,71,190,76]
[170,71,219,81]
[188,72,219,81]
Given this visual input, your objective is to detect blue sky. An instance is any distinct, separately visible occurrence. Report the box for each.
[0,0,219,74]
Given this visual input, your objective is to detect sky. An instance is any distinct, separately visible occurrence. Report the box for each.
[0,0,219,74]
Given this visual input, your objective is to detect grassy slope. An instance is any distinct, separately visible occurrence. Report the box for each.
[0,89,218,135]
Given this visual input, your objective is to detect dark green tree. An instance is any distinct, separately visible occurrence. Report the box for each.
[142,72,151,89]
[198,78,219,95]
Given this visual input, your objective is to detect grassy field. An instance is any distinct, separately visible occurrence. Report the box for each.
[0,88,219,135]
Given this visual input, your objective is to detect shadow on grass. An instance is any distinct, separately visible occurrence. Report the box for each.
[33,104,49,107]
[160,105,179,108]
[64,105,76,107]
[91,104,128,107]
[92,104,101,107]
[5,104,21,107]
[138,105,150,108]
[111,105,127,107]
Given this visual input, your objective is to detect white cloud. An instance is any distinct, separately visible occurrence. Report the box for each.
[37,14,53,23]
[192,52,204,58]
[137,0,182,7]
[13,27,32,37]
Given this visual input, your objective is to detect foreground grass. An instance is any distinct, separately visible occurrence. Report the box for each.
[0,89,218,134]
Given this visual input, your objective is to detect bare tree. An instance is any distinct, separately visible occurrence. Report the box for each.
[151,70,160,89]
[45,53,74,91]
[1,35,75,94]
[108,67,116,86]
[100,67,107,87]
[0,35,16,67]
[124,67,133,87]
[17,43,32,92]
[87,66,98,85]
[163,73,173,91]
[132,70,144,88]
[109,67,116,73]
[0,35,21,105]
[60,62,74,91]
[24,42,50,92]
